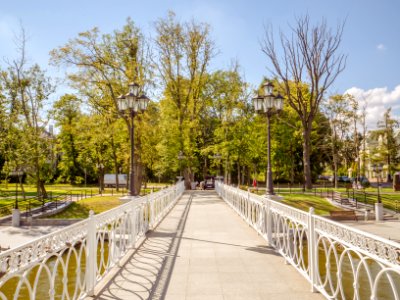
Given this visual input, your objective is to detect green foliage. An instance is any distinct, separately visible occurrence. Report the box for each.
[48,196,122,219]
[52,94,82,184]
[0,14,358,190]
[154,12,215,183]
[0,29,56,197]
[372,108,400,175]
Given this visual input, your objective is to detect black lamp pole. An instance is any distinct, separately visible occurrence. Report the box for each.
[117,83,150,197]
[129,109,136,196]
[253,81,284,196]
[266,111,273,195]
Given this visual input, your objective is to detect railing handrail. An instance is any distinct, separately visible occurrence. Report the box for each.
[244,186,400,250]
[0,181,185,300]
[220,182,400,264]
[0,185,175,256]
[216,181,400,299]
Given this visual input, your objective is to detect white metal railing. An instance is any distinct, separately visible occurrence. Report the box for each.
[0,181,184,300]
[216,182,400,300]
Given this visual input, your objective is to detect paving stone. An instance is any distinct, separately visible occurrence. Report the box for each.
[91,191,324,300]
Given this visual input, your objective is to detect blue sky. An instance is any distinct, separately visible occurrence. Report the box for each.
[0,0,399,128]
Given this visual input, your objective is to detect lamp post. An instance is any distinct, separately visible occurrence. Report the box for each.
[253,81,284,196]
[117,82,150,197]
[372,163,384,221]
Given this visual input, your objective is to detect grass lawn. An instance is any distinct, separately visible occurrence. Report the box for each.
[280,194,341,216]
[47,195,123,219]
[0,183,166,202]
[251,189,340,215]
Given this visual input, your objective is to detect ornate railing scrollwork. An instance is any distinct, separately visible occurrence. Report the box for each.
[0,181,184,300]
[215,182,400,300]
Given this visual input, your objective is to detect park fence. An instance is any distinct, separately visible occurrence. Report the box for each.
[0,181,184,300]
[216,182,400,300]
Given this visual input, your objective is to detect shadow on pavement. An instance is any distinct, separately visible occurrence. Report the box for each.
[92,193,193,300]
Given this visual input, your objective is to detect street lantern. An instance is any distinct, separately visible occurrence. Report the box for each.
[253,80,284,196]
[117,82,151,197]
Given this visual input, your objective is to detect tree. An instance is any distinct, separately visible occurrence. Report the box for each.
[324,94,352,187]
[154,11,215,187]
[52,94,82,184]
[375,108,399,181]
[1,28,56,197]
[261,15,346,189]
[51,18,153,194]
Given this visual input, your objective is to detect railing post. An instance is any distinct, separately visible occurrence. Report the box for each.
[266,199,273,246]
[247,190,251,223]
[308,207,317,292]
[148,196,154,229]
[130,205,137,247]
[86,210,97,296]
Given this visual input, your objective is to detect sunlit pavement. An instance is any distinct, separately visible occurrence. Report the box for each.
[0,226,61,249]
[91,191,323,300]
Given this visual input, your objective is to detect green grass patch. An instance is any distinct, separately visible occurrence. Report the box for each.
[0,183,167,197]
[280,194,341,215]
[47,196,123,219]
[251,189,340,215]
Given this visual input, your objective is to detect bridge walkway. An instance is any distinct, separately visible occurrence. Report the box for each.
[90,190,323,300]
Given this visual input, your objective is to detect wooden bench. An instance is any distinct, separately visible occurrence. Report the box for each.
[329,210,358,221]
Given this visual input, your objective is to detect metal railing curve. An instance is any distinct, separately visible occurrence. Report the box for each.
[0,181,185,300]
[216,181,400,300]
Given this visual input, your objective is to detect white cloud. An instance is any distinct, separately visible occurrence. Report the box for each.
[377,43,386,51]
[344,85,400,130]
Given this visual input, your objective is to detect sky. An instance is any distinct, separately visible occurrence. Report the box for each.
[0,0,399,129]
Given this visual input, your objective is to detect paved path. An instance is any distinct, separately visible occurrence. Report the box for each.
[340,219,400,242]
[0,225,62,249]
[92,191,323,300]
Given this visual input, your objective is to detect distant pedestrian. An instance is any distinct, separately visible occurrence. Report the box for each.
[200,181,205,190]
[252,178,257,188]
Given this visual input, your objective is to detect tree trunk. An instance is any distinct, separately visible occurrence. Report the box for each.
[303,128,313,189]
[39,180,47,199]
[224,159,229,184]
[242,165,246,186]
[237,163,241,186]
[203,157,208,179]
[114,167,119,192]
[19,179,26,200]
[183,167,192,190]
[333,154,338,189]
[111,136,119,191]
[247,166,251,186]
